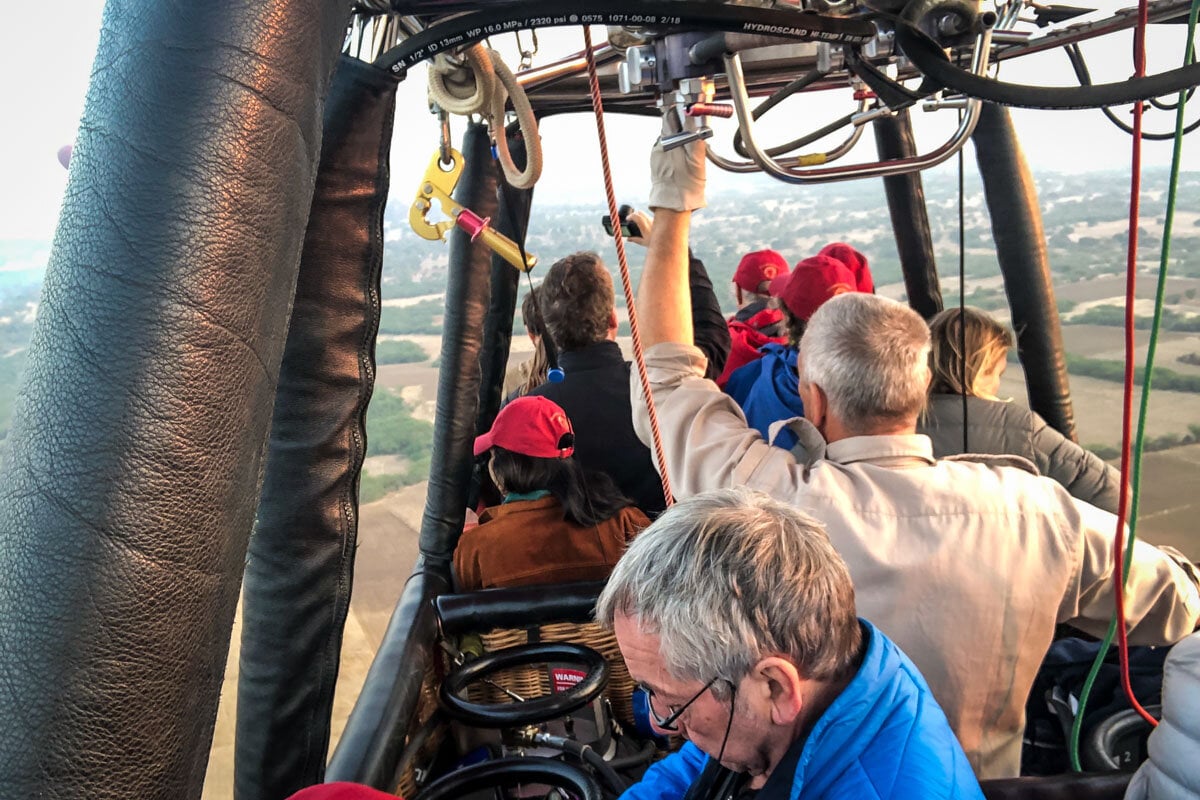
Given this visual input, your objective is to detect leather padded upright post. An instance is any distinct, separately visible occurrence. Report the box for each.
[973,101,1077,441]
[0,2,350,798]
[873,108,943,320]
[236,56,398,800]
[418,122,500,562]
[326,123,499,788]
[468,132,532,511]
[477,133,532,437]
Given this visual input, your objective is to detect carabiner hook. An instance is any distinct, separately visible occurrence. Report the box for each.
[515,28,539,70]
[439,109,453,166]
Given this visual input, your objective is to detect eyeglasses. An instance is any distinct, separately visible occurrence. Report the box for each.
[640,678,737,770]
[639,676,719,733]
[716,683,736,767]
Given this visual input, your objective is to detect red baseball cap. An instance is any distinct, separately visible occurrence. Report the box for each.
[769,255,858,322]
[818,242,874,293]
[733,249,789,294]
[473,396,575,458]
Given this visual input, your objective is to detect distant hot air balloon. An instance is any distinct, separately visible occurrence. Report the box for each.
[57,144,73,169]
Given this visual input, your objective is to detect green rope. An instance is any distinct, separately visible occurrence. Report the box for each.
[1067,0,1198,771]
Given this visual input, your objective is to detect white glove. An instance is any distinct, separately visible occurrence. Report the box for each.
[648,109,706,213]
[626,209,653,247]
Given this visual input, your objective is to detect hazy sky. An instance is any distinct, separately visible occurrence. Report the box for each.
[0,1,1193,245]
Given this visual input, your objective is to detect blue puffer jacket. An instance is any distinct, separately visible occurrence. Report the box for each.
[619,621,983,800]
[723,343,803,451]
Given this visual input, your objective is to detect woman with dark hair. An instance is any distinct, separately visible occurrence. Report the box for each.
[918,306,1124,513]
[454,396,650,591]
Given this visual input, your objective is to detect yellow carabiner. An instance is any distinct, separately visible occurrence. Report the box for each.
[409,148,465,241]
[408,148,536,272]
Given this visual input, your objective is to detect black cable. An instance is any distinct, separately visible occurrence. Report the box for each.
[736,111,857,159]
[895,22,1200,110]
[1063,43,1200,139]
[374,0,875,76]
[493,150,564,383]
[389,710,444,792]
[957,109,968,454]
[536,735,628,797]
[604,738,657,770]
[731,68,828,158]
[1148,93,1192,111]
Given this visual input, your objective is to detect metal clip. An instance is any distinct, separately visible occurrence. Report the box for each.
[410,148,537,272]
[515,28,539,70]
[438,109,452,166]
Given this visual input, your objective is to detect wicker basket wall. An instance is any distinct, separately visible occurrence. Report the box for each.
[393,666,446,800]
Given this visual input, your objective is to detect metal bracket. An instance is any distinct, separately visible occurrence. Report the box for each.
[617,46,657,94]
[716,27,992,183]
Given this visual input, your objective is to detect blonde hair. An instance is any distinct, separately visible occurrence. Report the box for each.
[928,307,1015,396]
[516,288,549,396]
[518,342,549,396]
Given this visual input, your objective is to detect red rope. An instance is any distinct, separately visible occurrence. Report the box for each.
[1115,0,1159,729]
[581,27,675,507]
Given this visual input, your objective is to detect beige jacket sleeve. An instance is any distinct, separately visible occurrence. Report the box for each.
[1059,497,1200,644]
[630,342,817,498]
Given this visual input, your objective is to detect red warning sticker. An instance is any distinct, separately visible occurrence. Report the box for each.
[552,667,587,693]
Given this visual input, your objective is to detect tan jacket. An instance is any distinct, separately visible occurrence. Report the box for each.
[631,342,1200,780]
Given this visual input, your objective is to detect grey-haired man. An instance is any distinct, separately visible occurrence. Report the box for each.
[597,489,983,799]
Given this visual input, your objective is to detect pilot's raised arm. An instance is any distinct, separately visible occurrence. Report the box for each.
[631,112,816,499]
[624,207,730,382]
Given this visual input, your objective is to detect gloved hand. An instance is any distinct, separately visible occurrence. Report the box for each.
[648,108,706,213]
[625,209,653,247]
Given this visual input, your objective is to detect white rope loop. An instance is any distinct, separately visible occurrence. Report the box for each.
[428,45,496,115]
[428,43,543,190]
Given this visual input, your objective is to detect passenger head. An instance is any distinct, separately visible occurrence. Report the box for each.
[597,489,861,779]
[539,252,617,352]
[768,255,857,347]
[474,396,631,527]
[518,289,549,395]
[818,242,874,293]
[928,306,1015,399]
[798,293,931,437]
[521,287,545,341]
[733,249,789,304]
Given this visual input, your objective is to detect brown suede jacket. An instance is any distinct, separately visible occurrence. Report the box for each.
[453,497,649,591]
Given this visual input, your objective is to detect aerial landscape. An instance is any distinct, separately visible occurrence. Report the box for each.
[4,165,1198,536]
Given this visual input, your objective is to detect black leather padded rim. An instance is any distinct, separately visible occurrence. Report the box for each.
[439,642,609,727]
[376,0,877,74]
[414,756,603,800]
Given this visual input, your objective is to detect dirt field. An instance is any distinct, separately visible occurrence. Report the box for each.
[1054,274,1200,307]
[1059,325,1200,376]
